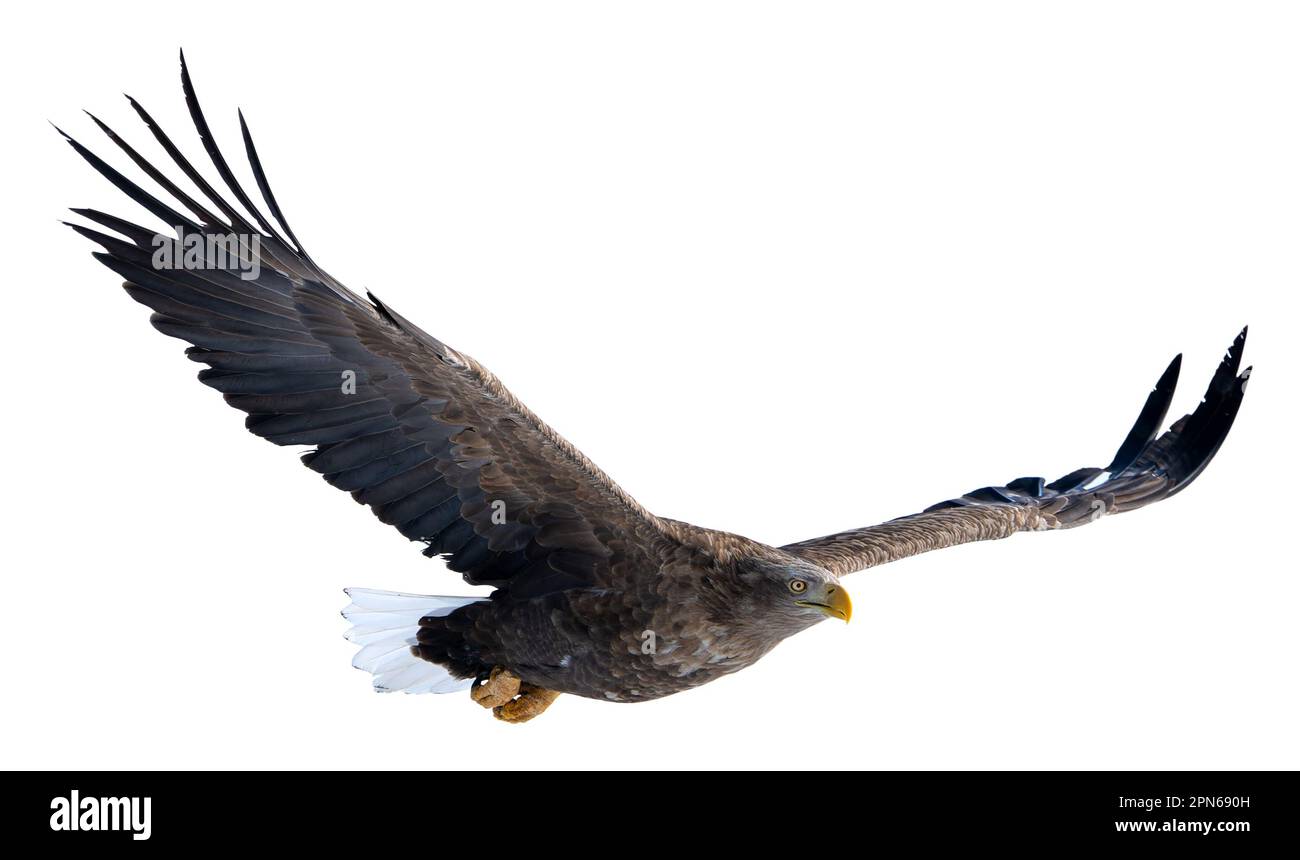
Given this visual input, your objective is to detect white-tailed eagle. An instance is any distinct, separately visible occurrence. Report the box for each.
[59,55,1250,722]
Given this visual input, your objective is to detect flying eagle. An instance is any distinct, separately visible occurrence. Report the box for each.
[60,56,1250,722]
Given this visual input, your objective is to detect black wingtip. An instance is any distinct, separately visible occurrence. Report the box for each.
[179,49,196,105]
[63,220,131,255]
[178,48,192,96]
[1226,326,1247,359]
[50,121,71,140]
[82,110,111,135]
[237,106,307,255]
[934,330,1250,527]
[1202,326,1249,401]
[1221,326,1248,379]
[1159,329,1251,497]
[177,50,289,245]
[1158,352,1183,393]
[57,115,199,232]
[1105,351,1183,474]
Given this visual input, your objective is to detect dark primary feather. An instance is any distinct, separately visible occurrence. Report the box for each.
[238,108,307,257]
[1104,352,1181,475]
[62,52,686,603]
[177,50,290,248]
[783,330,1250,576]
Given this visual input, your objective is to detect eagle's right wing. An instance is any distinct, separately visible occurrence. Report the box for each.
[61,53,680,601]
[781,330,1250,577]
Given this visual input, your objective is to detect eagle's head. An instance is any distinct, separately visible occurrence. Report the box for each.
[719,556,852,642]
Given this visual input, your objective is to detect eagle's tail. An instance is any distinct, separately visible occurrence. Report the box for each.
[341,588,486,694]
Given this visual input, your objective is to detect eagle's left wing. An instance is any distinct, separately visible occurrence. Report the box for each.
[781,330,1250,577]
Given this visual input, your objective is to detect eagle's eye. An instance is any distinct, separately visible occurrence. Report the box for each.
[789,579,808,594]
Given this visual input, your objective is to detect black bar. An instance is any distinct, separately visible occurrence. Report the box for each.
[4,771,1292,848]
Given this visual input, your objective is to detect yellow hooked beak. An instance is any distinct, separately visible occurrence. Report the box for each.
[798,582,852,623]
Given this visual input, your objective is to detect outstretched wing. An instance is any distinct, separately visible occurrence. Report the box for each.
[782,330,1250,577]
[61,52,676,600]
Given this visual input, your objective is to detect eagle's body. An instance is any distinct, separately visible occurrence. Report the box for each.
[61,55,1250,721]
[417,530,828,702]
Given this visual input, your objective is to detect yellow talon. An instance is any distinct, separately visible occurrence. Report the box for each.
[470,666,520,709]
[493,684,561,724]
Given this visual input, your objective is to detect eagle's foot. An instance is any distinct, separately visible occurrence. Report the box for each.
[470,666,520,709]
[493,684,560,724]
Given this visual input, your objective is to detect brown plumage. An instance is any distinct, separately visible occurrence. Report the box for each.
[60,56,1249,721]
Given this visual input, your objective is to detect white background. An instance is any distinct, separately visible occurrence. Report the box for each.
[2,1,1296,770]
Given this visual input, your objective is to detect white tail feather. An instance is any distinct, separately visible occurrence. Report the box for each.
[341,588,487,694]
